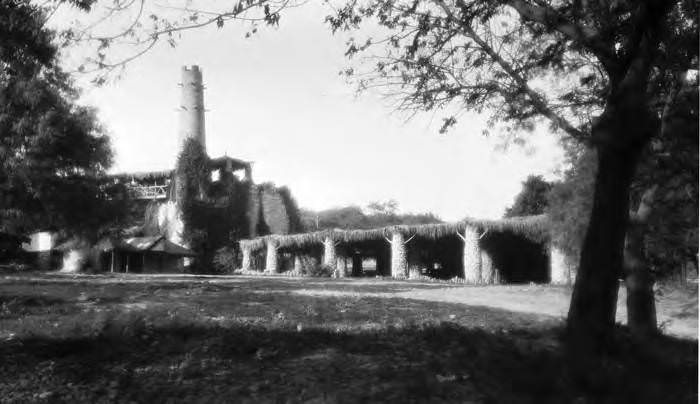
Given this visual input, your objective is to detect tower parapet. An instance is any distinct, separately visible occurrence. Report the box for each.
[178,65,206,151]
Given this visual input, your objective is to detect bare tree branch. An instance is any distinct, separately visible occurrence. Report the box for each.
[434,0,586,140]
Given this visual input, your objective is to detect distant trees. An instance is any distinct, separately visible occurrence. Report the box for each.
[301,201,441,231]
[504,176,552,218]
[0,0,116,243]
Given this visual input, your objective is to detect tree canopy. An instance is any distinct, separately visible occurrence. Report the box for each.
[327,0,696,139]
[504,175,552,217]
[300,201,441,231]
[0,0,116,240]
[326,0,698,356]
[549,77,699,278]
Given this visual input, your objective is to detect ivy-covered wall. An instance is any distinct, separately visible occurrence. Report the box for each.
[143,138,304,272]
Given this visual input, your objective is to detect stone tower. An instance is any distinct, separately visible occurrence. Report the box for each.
[178,65,206,151]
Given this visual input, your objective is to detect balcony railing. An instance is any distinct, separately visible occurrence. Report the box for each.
[129,185,168,200]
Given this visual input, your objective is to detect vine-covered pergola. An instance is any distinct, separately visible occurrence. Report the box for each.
[238,215,574,284]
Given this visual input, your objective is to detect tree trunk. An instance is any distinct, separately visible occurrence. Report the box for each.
[624,186,658,337]
[624,255,657,336]
[567,145,641,352]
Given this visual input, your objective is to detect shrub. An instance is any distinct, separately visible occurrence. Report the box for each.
[303,263,334,278]
[212,247,238,274]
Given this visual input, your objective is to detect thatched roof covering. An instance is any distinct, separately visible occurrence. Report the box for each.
[239,215,550,252]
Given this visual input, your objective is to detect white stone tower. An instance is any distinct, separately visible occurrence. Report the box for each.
[178,65,206,151]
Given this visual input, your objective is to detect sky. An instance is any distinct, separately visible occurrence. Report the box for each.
[57,2,566,221]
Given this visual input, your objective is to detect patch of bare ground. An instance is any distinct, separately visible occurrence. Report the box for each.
[0,273,696,403]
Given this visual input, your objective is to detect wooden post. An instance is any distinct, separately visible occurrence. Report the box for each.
[126,254,130,273]
[241,246,252,271]
[110,251,115,273]
[323,237,336,269]
[265,240,278,273]
[461,227,481,284]
[550,245,571,285]
[390,232,407,278]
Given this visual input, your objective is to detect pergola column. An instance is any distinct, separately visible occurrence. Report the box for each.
[550,245,572,285]
[265,240,278,273]
[293,254,303,275]
[461,226,481,284]
[323,237,336,268]
[480,250,495,284]
[335,256,346,278]
[241,246,252,271]
[390,231,408,278]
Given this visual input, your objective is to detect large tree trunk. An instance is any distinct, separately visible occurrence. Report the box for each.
[567,44,659,354]
[567,144,641,352]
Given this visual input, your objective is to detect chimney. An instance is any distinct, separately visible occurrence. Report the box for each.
[178,65,206,151]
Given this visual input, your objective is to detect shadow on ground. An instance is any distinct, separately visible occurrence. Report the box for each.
[0,312,696,403]
[0,273,697,403]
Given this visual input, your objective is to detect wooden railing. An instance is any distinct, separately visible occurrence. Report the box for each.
[129,185,168,200]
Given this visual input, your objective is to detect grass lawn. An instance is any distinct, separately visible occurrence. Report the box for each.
[0,273,697,403]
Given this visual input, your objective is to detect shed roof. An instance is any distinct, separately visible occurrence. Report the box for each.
[93,236,195,256]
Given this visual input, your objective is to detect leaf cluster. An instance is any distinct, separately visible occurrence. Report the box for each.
[503,175,552,218]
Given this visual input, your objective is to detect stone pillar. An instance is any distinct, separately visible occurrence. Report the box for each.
[60,249,87,273]
[390,232,408,278]
[550,245,572,285]
[335,256,346,278]
[462,226,481,284]
[323,237,336,268]
[480,250,495,284]
[351,254,363,277]
[265,240,278,273]
[241,246,252,271]
[293,255,303,275]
